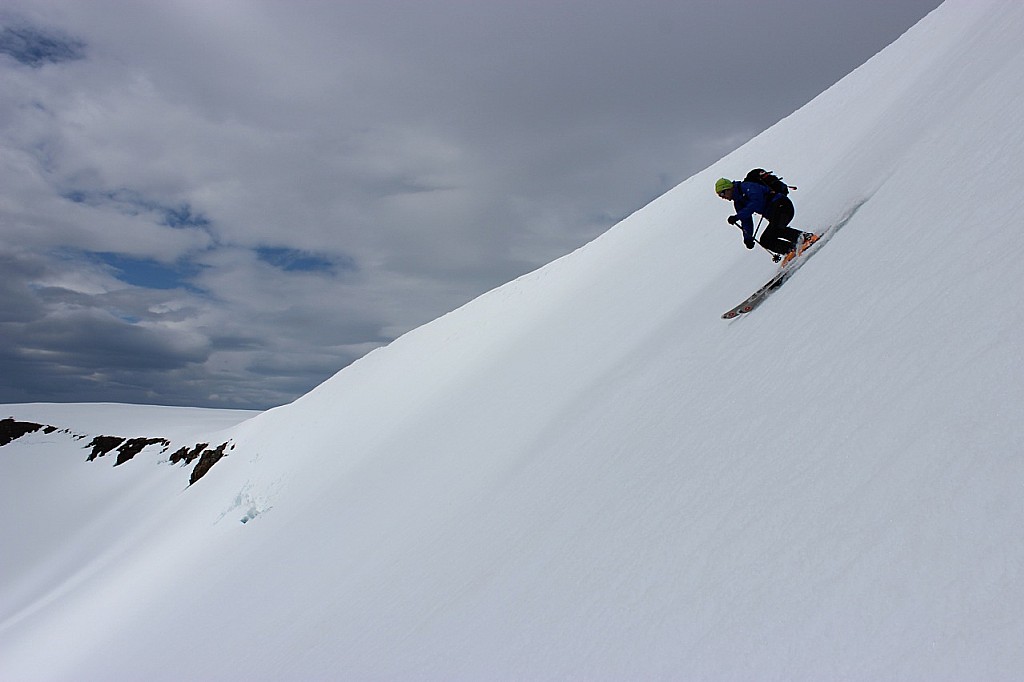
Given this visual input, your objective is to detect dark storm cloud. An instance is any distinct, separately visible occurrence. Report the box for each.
[0,253,210,393]
[0,306,209,405]
[0,0,943,409]
[0,23,84,67]
[0,245,397,408]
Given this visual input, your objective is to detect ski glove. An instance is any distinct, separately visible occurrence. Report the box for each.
[727,215,740,225]
[744,237,756,249]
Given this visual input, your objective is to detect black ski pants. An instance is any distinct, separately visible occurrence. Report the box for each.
[757,196,803,255]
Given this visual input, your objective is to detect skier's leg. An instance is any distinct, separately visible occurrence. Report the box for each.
[758,224,801,254]
[755,228,780,254]
[757,198,801,254]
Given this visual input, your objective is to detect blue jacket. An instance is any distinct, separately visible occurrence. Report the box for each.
[731,181,779,242]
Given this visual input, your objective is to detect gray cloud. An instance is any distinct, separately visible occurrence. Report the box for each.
[0,0,942,409]
[0,22,84,66]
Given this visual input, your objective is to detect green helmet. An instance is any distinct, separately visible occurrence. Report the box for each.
[715,178,733,195]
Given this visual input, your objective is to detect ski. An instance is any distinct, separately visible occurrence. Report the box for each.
[721,231,830,319]
[720,197,864,317]
[721,201,868,320]
[720,227,831,318]
[721,269,791,319]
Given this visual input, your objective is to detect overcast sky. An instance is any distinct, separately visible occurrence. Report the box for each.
[0,0,942,410]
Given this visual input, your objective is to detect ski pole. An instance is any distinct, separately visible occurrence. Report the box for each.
[751,217,781,261]
[751,216,771,255]
[752,215,765,240]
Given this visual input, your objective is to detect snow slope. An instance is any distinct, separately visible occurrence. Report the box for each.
[3,0,1024,678]
[0,402,257,665]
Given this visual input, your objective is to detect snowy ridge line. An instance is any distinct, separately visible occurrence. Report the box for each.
[0,416,233,484]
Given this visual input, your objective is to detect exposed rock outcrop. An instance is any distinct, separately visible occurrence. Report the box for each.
[169,443,209,465]
[0,418,45,446]
[85,435,126,461]
[2,417,232,484]
[114,437,171,466]
[188,442,232,485]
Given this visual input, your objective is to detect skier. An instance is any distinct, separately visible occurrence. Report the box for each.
[715,175,817,264]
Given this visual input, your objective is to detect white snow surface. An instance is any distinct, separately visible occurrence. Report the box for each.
[3,1,1024,678]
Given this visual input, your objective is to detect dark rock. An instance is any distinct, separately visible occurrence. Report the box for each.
[0,418,46,446]
[86,435,125,461]
[3,416,236,485]
[114,437,170,466]
[169,443,208,465]
[189,442,230,485]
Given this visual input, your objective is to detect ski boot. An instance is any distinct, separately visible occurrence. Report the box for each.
[798,232,820,255]
[780,243,800,267]
[780,233,820,267]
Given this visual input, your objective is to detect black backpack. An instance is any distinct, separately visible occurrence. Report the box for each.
[743,168,794,197]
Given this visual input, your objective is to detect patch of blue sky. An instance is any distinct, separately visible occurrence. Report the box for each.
[0,24,86,67]
[94,252,204,292]
[256,247,355,275]
[162,204,210,229]
[111,310,142,324]
[63,188,211,231]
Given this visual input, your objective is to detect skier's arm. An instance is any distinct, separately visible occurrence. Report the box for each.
[736,214,754,242]
[732,197,757,243]
[732,183,764,245]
